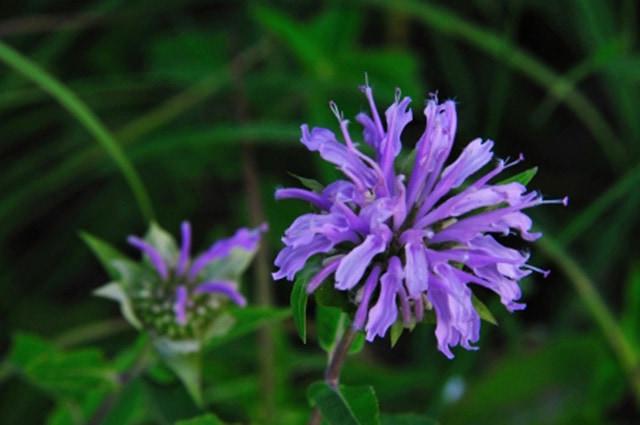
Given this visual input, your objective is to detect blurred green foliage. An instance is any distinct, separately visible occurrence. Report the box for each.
[0,0,639,424]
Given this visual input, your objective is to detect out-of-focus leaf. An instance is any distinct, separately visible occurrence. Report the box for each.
[8,332,117,399]
[252,4,332,77]
[80,231,128,280]
[471,295,498,326]
[497,166,538,186]
[621,264,640,344]
[316,305,348,354]
[308,382,380,425]
[206,307,290,349]
[441,334,610,424]
[349,333,365,355]
[288,172,325,193]
[144,222,178,266]
[291,263,320,344]
[175,413,224,425]
[150,31,227,84]
[93,282,142,329]
[381,414,439,425]
[153,338,203,407]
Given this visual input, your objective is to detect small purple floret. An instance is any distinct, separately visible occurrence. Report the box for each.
[128,222,264,326]
[273,83,567,358]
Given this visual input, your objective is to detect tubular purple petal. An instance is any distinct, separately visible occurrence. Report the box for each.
[366,257,403,341]
[174,286,189,325]
[127,236,169,280]
[335,233,388,290]
[306,257,343,294]
[275,187,331,210]
[195,281,247,306]
[189,225,265,281]
[176,221,191,277]
[352,265,382,330]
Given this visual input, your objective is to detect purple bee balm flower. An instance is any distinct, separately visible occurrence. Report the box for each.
[273,84,567,358]
[128,222,265,334]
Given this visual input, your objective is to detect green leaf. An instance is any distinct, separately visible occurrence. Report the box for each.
[153,337,203,407]
[291,266,315,344]
[390,322,405,348]
[93,282,142,329]
[207,307,290,349]
[497,166,538,186]
[80,231,128,280]
[0,41,154,220]
[8,332,117,399]
[471,295,498,326]
[145,222,178,266]
[175,413,224,425]
[198,230,263,282]
[287,172,325,192]
[381,414,439,425]
[150,31,226,84]
[349,332,365,355]
[307,382,380,425]
[316,305,348,353]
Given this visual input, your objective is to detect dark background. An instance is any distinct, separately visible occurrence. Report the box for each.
[0,0,639,424]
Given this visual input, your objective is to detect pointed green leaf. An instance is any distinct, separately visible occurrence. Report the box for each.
[497,166,538,186]
[287,172,325,193]
[175,413,224,425]
[291,271,311,344]
[145,222,178,266]
[471,295,498,326]
[207,307,290,349]
[8,332,117,399]
[316,305,347,353]
[390,322,405,348]
[80,231,128,280]
[153,338,203,407]
[349,332,365,355]
[93,282,142,329]
[307,382,380,425]
[198,243,260,282]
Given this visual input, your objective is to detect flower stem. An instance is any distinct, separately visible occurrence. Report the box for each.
[88,341,152,425]
[308,327,358,425]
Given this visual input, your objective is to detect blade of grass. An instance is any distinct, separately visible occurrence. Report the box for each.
[558,163,640,245]
[0,42,268,231]
[368,0,626,168]
[0,41,154,221]
[537,235,640,404]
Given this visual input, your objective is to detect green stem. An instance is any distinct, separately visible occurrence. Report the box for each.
[87,342,152,425]
[537,236,640,404]
[54,318,129,348]
[369,0,626,169]
[308,327,358,425]
[0,41,154,221]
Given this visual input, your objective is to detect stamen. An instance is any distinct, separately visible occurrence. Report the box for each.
[539,196,569,206]
[524,264,551,278]
[329,100,342,121]
[395,87,402,103]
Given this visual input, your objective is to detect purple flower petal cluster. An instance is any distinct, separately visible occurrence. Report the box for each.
[273,84,567,358]
[129,222,265,328]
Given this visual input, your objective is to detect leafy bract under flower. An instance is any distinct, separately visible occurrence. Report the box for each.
[273,84,567,358]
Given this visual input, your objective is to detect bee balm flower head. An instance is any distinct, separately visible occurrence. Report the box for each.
[273,83,566,358]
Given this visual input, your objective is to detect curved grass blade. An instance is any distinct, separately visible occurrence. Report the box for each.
[0,41,154,221]
[368,0,626,168]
